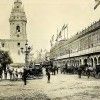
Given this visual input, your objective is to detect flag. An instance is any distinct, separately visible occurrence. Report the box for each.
[50,40,53,46]
[57,28,58,34]
[55,31,62,42]
[51,35,54,42]
[64,24,68,30]
[94,0,100,10]
[62,24,65,31]
[58,31,62,38]
[56,34,58,41]
[59,31,61,37]
[40,49,42,53]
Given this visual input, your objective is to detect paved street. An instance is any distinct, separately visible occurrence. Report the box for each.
[0,74,100,100]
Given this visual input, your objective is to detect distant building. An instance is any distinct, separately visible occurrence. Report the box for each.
[45,52,50,61]
[0,0,27,65]
[50,20,100,68]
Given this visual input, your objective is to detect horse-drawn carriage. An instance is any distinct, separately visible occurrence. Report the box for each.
[78,64,100,78]
[94,65,100,78]
[60,62,77,74]
[26,64,43,79]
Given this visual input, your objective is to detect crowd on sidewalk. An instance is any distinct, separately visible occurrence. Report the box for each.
[0,64,23,81]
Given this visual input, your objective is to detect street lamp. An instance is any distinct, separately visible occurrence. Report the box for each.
[21,40,32,68]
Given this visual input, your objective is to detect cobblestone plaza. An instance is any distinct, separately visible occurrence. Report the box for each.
[0,74,100,100]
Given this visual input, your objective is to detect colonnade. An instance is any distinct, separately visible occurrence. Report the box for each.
[54,54,100,68]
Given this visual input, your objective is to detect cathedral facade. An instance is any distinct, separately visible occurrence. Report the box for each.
[0,0,27,65]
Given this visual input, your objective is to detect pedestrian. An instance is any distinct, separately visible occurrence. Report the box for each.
[51,67,54,75]
[56,67,59,74]
[22,68,28,85]
[12,69,15,80]
[86,67,90,78]
[54,67,56,75]
[46,71,50,83]
[0,65,3,80]
[78,67,82,78]
[4,71,7,79]
[9,68,13,80]
[45,67,48,73]
[15,69,18,80]
[19,71,23,79]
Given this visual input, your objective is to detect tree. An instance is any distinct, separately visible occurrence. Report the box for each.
[0,51,13,72]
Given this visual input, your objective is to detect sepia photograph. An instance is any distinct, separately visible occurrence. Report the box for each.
[0,0,100,100]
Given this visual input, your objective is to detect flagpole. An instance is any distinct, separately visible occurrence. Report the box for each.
[64,28,65,40]
[56,28,58,42]
[94,0,100,10]
[67,24,68,40]
[57,28,58,34]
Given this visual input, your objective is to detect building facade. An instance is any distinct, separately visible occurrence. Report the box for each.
[45,52,50,61]
[0,0,27,65]
[50,20,100,68]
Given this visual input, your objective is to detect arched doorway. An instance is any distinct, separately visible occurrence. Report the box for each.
[67,60,70,66]
[16,25,20,32]
[90,58,93,67]
[98,57,100,65]
[79,59,82,65]
[84,59,87,65]
[76,60,79,67]
[94,57,97,67]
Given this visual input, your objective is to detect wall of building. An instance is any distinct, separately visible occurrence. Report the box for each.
[50,20,100,68]
[0,0,27,65]
[0,39,26,63]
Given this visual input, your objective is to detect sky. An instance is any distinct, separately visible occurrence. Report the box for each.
[0,0,100,53]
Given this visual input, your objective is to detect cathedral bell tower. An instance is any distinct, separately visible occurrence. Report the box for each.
[9,0,27,40]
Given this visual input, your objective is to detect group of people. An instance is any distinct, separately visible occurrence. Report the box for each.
[0,64,29,85]
[59,63,95,79]
[0,63,92,85]
[0,64,23,81]
[7,68,22,80]
[45,66,59,83]
[47,66,59,75]
[77,66,93,79]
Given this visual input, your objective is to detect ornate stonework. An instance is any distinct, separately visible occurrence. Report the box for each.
[0,0,27,64]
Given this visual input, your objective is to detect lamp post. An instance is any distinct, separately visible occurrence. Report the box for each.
[21,40,32,68]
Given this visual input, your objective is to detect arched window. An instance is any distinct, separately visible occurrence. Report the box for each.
[17,43,20,47]
[17,6,19,8]
[16,26,20,32]
[1,43,4,47]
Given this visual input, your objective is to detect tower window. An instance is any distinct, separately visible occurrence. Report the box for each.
[1,43,5,47]
[16,26,20,32]
[17,43,20,47]
[17,6,19,8]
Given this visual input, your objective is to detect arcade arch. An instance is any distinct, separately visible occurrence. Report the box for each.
[94,57,97,67]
